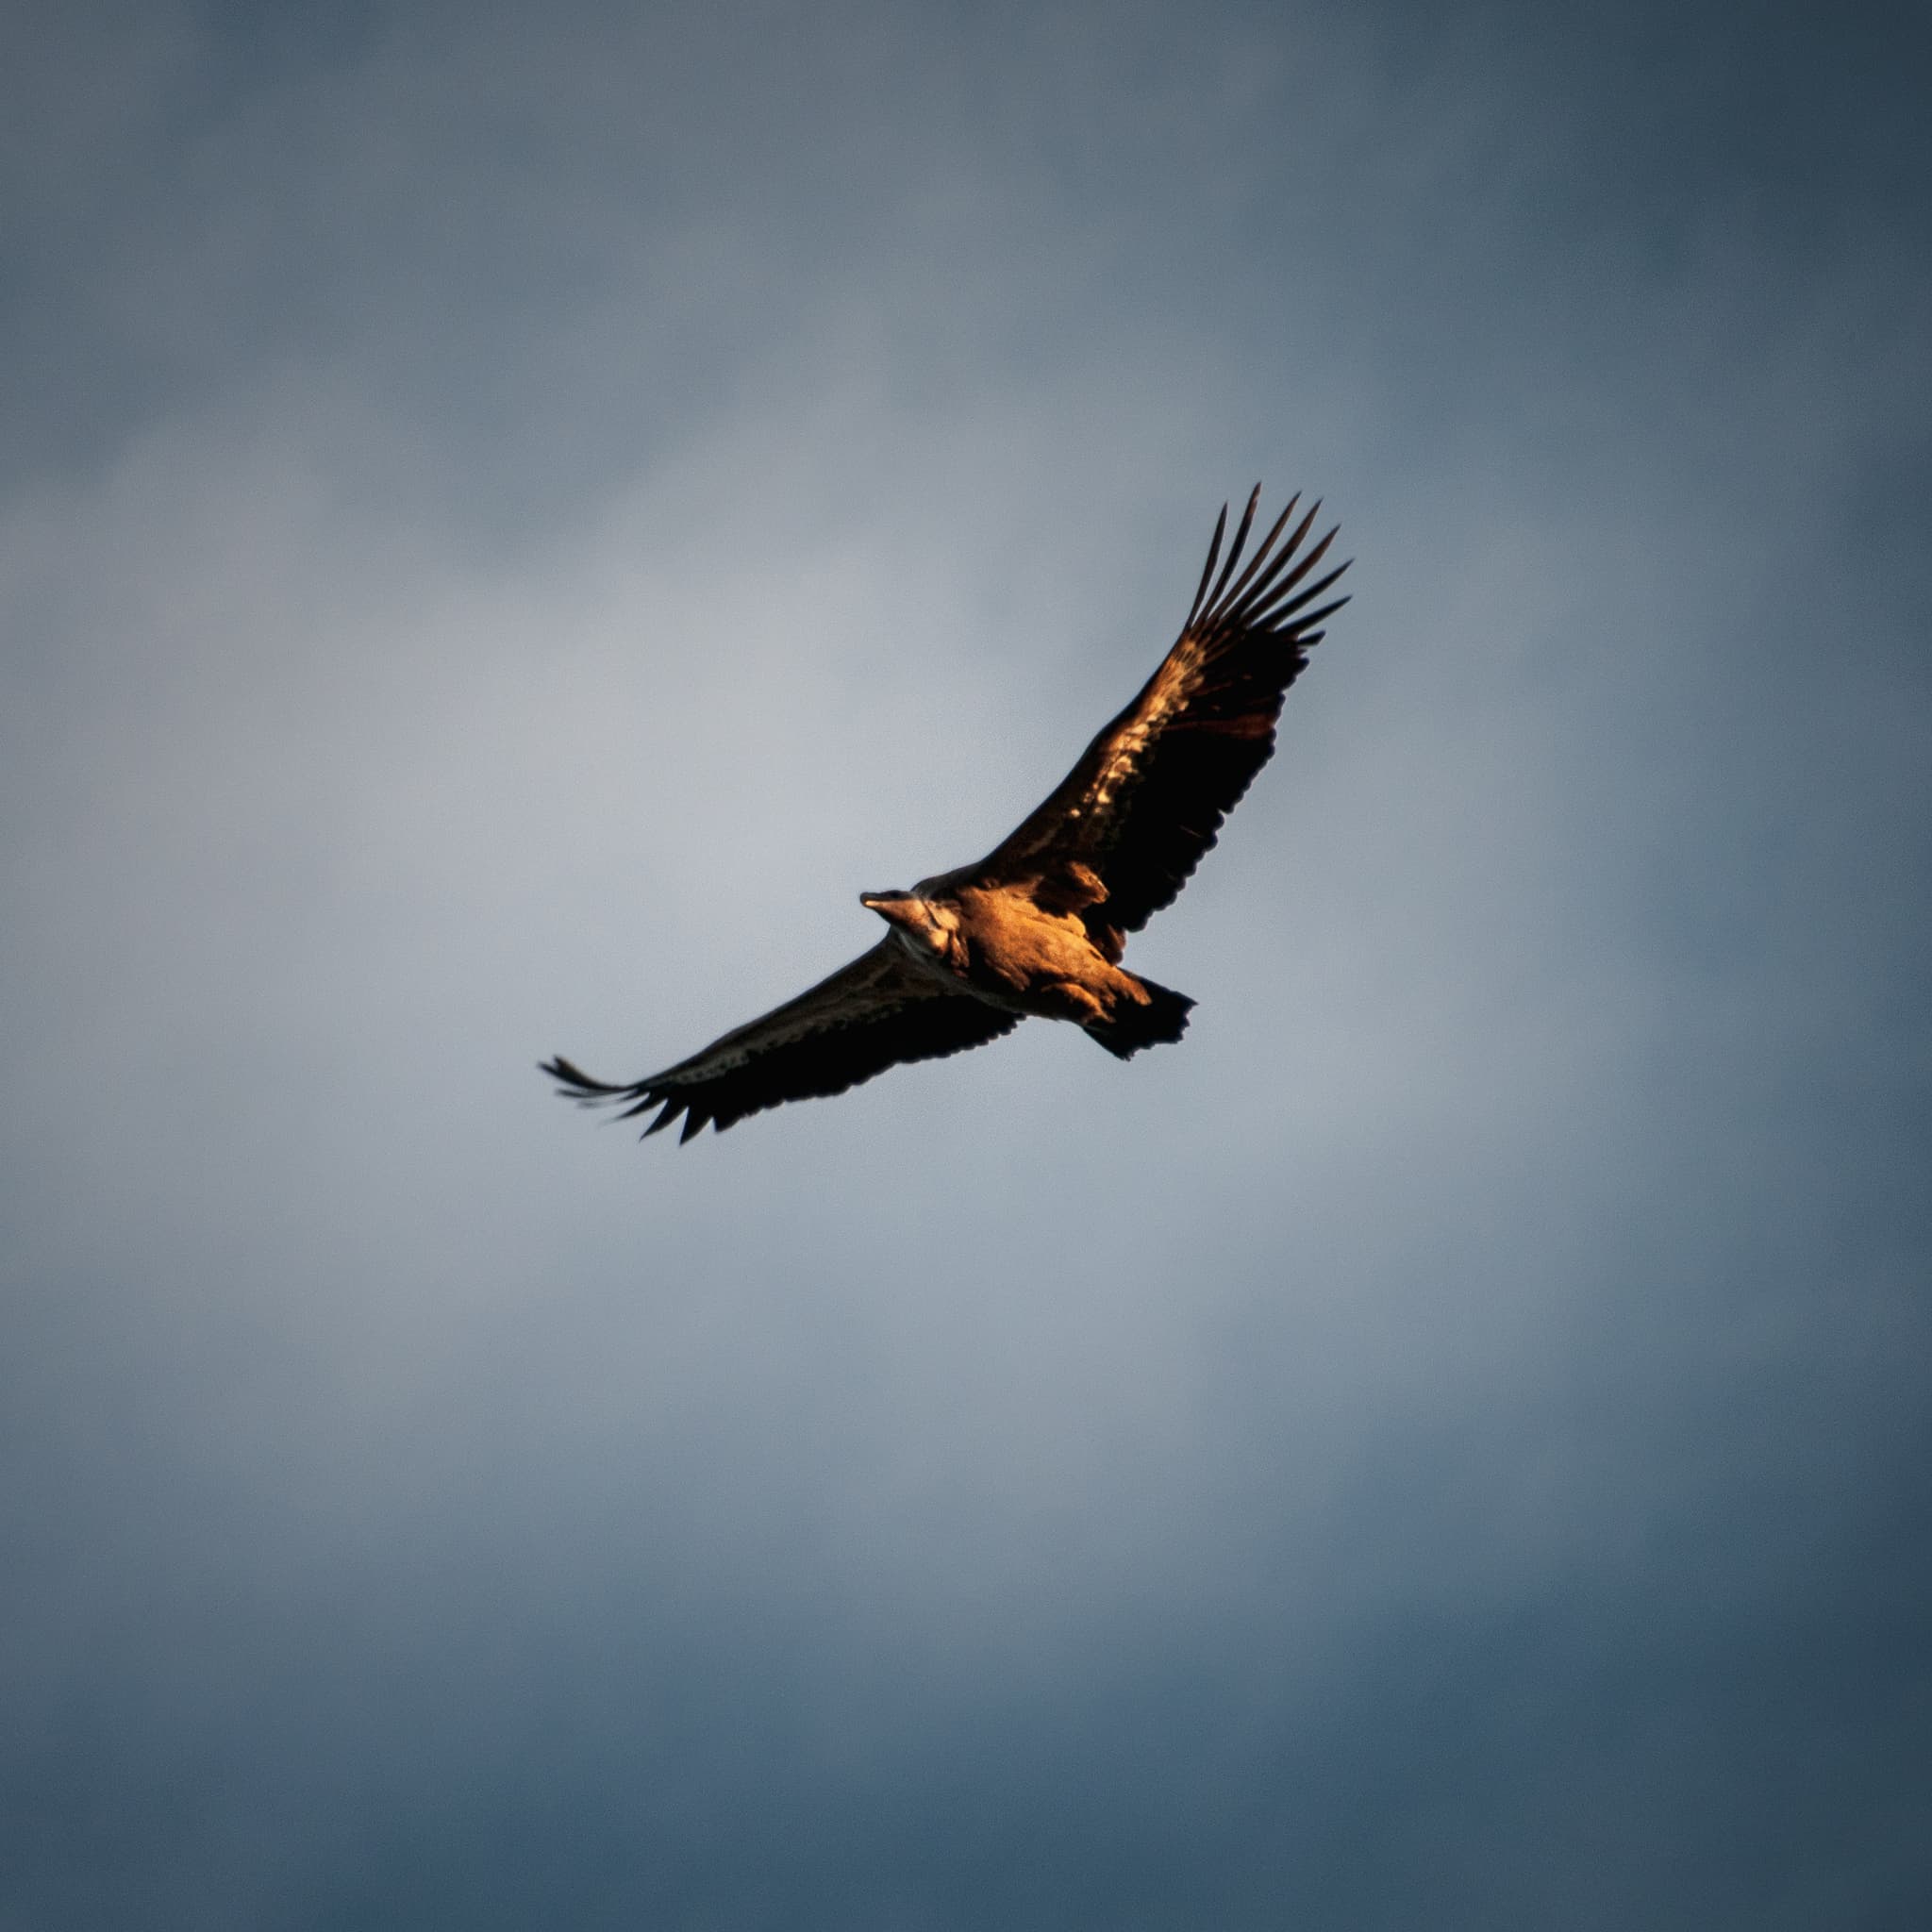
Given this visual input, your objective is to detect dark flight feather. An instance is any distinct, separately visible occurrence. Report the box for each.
[542,939,1019,1139]
[958,486,1350,940]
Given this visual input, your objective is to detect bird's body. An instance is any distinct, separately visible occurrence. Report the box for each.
[861,880,1193,1056]
[543,486,1349,1142]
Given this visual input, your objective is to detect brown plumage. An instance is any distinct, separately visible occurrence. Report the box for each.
[542,486,1349,1142]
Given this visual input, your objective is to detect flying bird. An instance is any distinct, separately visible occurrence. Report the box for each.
[542,486,1349,1142]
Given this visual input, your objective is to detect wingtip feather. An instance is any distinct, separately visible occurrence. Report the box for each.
[542,1054,634,1101]
[1204,486,1261,613]
[1184,500,1230,628]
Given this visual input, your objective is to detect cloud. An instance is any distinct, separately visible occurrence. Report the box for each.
[3,2,1928,1926]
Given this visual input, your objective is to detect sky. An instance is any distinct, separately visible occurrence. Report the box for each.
[3,1,1929,1925]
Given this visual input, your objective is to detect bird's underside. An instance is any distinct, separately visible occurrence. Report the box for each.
[543,485,1349,1142]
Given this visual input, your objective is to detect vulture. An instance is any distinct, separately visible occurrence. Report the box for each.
[542,486,1349,1142]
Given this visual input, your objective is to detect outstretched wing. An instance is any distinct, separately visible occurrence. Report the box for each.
[959,488,1349,946]
[541,940,1019,1142]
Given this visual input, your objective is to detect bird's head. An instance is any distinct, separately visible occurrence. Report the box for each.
[861,890,955,957]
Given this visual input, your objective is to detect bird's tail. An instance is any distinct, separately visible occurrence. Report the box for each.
[1085,975,1195,1059]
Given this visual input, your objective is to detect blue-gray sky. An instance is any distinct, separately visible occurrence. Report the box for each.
[4,2,1929,1925]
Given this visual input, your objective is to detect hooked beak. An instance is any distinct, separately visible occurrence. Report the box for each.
[861,891,914,925]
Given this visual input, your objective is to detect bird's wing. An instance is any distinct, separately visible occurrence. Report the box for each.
[541,939,1019,1142]
[958,488,1349,945]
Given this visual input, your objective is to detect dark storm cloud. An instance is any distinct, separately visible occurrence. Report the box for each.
[3,1,1928,1926]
